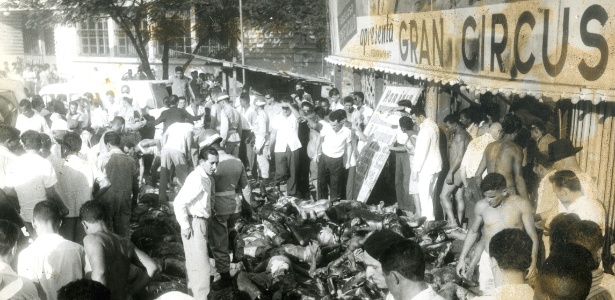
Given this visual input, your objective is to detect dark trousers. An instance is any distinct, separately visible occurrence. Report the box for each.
[394,151,412,210]
[318,154,344,201]
[208,213,240,274]
[274,147,299,196]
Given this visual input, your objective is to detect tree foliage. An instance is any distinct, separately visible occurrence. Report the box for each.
[242,0,328,50]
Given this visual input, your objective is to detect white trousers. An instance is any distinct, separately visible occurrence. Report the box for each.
[418,173,438,220]
[182,217,211,299]
[479,250,495,296]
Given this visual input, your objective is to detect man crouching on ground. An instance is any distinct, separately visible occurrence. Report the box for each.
[455,173,538,296]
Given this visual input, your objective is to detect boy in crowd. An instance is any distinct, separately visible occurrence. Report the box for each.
[0,219,40,299]
[535,245,593,300]
[80,200,159,300]
[18,201,85,300]
[456,173,538,296]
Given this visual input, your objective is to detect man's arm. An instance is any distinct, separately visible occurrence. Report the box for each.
[84,235,108,286]
[456,202,484,277]
[219,110,229,146]
[3,187,19,212]
[345,141,353,168]
[411,130,430,177]
[314,135,324,164]
[127,247,160,296]
[446,136,466,184]
[474,146,489,179]
[239,167,251,205]
[520,198,539,278]
[173,176,200,239]
[146,111,166,127]
[45,186,69,216]
[132,163,139,205]
[268,128,277,159]
[513,147,529,199]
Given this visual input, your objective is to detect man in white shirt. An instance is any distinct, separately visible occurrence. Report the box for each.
[252,99,270,195]
[238,93,256,174]
[5,130,68,235]
[328,88,344,111]
[0,125,19,195]
[549,170,606,232]
[381,239,445,300]
[174,147,219,299]
[353,91,373,125]
[269,101,302,197]
[315,109,352,201]
[473,229,534,300]
[15,99,50,135]
[158,121,195,203]
[18,201,85,300]
[216,92,243,157]
[53,132,95,243]
[0,220,40,300]
[411,107,442,221]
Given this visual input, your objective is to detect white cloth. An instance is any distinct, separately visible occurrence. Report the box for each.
[15,113,50,134]
[17,234,85,300]
[418,173,438,220]
[90,107,109,129]
[163,122,194,155]
[53,154,95,217]
[155,291,195,300]
[330,101,344,111]
[410,286,445,300]
[271,113,302,153]
[473,284,533,300]
[460,133,495,178]
[413,118,442,175]
[357,105,374,124]
[5,152,57,222]
[558,195,606,233]
[0,145,17,189]
[0,261,40,300]
[185,105,205,129]
[479,251,495,296]
[238,106,255,130]
[320,125,351,158]
[174,167,213,230]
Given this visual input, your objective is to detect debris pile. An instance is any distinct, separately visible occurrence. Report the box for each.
[130,185,476,299]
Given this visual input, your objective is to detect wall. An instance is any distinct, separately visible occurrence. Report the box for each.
[0,12,25,62]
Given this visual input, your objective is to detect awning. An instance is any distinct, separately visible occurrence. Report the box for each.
[178,51,332,85]
[326,55,615,105]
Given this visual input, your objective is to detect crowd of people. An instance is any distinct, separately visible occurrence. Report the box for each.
[0,62,613,300]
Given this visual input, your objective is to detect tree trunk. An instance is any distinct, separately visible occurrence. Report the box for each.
[162,40,170,80]
[182,39,207,70]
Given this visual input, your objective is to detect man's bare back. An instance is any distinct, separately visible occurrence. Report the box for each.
[482,140,528,198]
[475,194,531,254]
[449,130,472,184]
[84,231,134,300]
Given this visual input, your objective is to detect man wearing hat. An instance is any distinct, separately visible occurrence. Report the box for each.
[198,129,251,290]
[216,92,243,157]
[252,97,270,195]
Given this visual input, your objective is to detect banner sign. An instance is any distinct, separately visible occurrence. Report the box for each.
[331,0,615,91]
[355,86,424,203]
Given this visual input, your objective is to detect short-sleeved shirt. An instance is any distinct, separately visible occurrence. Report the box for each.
[320,125,351,158]
[163,122,194,154]
[271,113,302,153]
[6,152,57,222]
[473,284,533,300]
[0,262,40,300]
[169,76,193,99]
[174,167,213,229]
[152,107,194,132]
[558,195,606,232]
[15,113,50,134]
[96,148,138,192]
[252,110,269,150]
[0,146,17,189]
[18,234,85,300]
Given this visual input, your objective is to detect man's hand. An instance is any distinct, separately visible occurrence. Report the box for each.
[182,227,193,240]
[265,150,271,160]
[456,260,467,278]
[445,172,454,185]
[411,171,418,181]
[526,262,537,280]
[314,154,320,164]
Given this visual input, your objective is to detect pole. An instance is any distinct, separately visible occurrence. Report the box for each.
[239,0,246,86]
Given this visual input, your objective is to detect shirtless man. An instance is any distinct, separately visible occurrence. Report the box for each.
[440,113,471,228]
[80,200,159,300]
[456,173,538,296]
[475,114,528,199]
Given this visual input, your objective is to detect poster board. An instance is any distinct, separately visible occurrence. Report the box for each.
[354,86,424,203]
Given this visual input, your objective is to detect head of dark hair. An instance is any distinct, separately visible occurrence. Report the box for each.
[480,173,507,192]
[265,89,274,97]
[103,131,121,147]
[69,100,79,108]
[443,113,461,126]
[32,95,44,108]
[567,220,604,268]
[111,116,125,128]
[21,130,42,150]
[301,102,314,111]
[122,96,133,105]
[460,107,478,124]
[537,248,592,300]
[397,100,412,109]
[58,279,111,300]
[314,107,326,119]
[399,116,414,131]
[363,229,405,261]
[198,147,219,161]
[329,109,347,123]
[80,201,107,223]
[240,92,250,102]
[551,243,597,277]
[62,132,82,153]
[281,95,294,104]
[105,90,115,97]
[353,91,364,100]
[40,133,52,151]
[33,200,62,226]
[19,99,32,109]
[489,229,532,272]
[549,213,581,250]
[0,125,20,144]
[342,96,354,105]
[320,99,330,106]
[501,114,522,134]
[175,66,184,73]
[530,119,547,134]
[534,153,554,169]
[0,219,19,256]
[411,106,426,117]
[549,170,582,192]
[328,88,340,97]
[380,240,425,281]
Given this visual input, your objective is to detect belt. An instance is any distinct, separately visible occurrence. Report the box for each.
[188,215,208,219]
[216,191,237,196]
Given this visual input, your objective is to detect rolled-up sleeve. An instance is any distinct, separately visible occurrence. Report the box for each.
[174,174,200,230]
